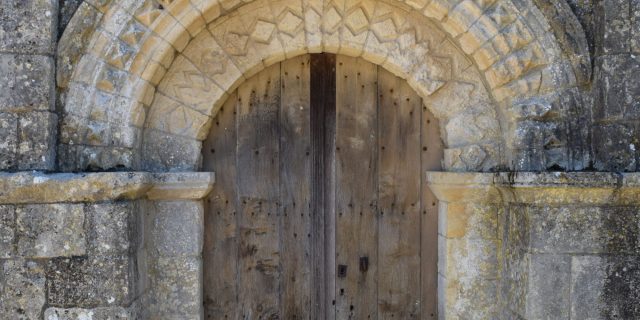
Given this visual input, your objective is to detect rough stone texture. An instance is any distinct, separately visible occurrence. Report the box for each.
[146,256,203,318]
[0,206,15,259]
[57,0,83,40]
[530,206,640,254]
[0,54,54,112]
[0,113,18,170]
[44,306,131,320]
[0,0,56,54]
[0,259,46,319]
[429,173,640,319]
[46,255,132,308]
[15,204,86,258]
[86,202,133,255]
[144,201,203,257]
[0,54,57,172]
[527,254,572,319]
[572,255,640,319]
[17,111,57,171]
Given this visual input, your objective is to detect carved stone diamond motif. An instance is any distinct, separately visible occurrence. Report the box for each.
[278,11,304,37]
[344,8,370,35]
[371,18,398,42]
[251,20,277,44]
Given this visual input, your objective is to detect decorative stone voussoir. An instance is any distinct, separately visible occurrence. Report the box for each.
[56,0,586,172]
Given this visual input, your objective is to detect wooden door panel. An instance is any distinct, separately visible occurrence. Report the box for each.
[279,55,312,319]
[335,55,379,320]
[236,63,282,319]
[377,67,423,319]
[203,92,240,319]
[203,54,441,320]
[309,53,337,320]
[421,93,443,319]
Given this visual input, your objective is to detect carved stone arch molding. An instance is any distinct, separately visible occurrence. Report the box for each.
[58,0,589,173]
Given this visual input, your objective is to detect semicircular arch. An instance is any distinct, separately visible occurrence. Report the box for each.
[57,0,587,172]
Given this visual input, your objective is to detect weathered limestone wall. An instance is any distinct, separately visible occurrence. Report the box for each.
[591,0,640,171]
[1,201,138,319]
[0,172,213,319]
[0,0,58,171]
[504,204,640,319]
[429,172,640,319]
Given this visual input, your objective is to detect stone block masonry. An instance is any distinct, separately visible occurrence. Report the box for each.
[0,0,58,171]
[0,172,214,319]
[429,172,640,319]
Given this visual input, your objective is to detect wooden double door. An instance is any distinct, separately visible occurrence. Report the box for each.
[203,54,442,320]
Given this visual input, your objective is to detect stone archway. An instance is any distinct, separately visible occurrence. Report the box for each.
[55,0,592,318]
[58,0,586,173]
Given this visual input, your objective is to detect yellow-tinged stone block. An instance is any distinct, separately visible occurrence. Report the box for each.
[157,56,225,114]
[424,0,453,21]
[443,203,470,238]
[146,93,211,139]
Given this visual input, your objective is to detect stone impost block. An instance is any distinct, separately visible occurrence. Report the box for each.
[0,0,57,54]
[0,259,46,319]
[427,172,640,206]
[16,204,86,258]
[0,171,215,204]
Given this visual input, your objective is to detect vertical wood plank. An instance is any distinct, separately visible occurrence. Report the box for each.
[334,56,379,320]
[421,99,444,319]
[236,62,282,319]
[203,92,239,320]
[279,55,312,319]
[310,53,337,320]
[377,67,422,319]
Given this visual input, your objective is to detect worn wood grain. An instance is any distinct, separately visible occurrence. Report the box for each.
[377,66,422,319]
[203,91,240,320]
[202,54,441,319]
[236,62,282,319]
[335,56,379,320]
[279,55,312,319]
[310,53,337,320]
[421,96,443,319]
